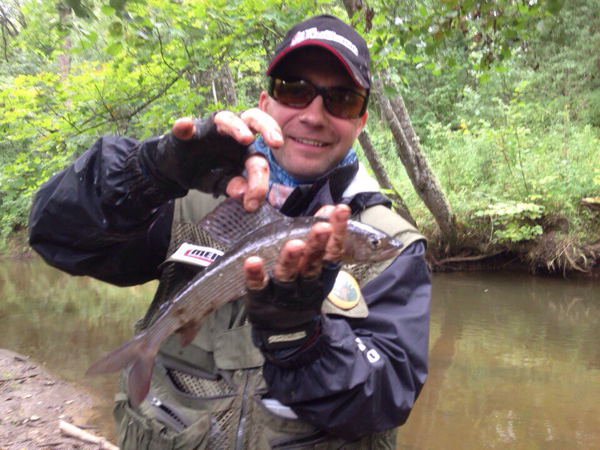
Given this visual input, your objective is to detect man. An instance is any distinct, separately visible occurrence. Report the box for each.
[28,15,430,449]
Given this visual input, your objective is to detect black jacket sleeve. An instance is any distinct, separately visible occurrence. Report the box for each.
[262,240,430,441]
[28,136,173,286]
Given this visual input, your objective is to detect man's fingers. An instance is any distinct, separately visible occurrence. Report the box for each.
[214,111,255,145]
[239,109,283,148]
[172,117,195,140]
[244,155,269,211]
[273,240,306,282]
[244,256,268,290]
[324,205,350,261]
[224,156,268,212]
[299,222,332,278]
[225,176,247,199]
[314,205,336,218]
[214,109,283,149]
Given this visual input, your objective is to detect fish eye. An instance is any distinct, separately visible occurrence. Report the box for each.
[368,236,382,249]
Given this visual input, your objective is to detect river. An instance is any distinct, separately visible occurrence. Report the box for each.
[1,259,598,449]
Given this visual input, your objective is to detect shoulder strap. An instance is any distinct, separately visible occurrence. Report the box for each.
[173,190,224,227]
[358,204,426,252]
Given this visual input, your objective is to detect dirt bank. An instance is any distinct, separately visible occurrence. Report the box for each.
[0,349,114,449]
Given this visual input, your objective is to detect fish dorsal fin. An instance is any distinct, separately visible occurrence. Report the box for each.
[197,197,287,247]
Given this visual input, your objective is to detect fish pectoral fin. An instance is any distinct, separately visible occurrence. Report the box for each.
[175,321,202,347]
[197,197,286,247]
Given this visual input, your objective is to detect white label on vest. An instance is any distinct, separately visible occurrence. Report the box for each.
[170,243,224,267]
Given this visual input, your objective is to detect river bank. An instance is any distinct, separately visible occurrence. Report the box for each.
[3,230,600,277]
[426,237,600,277]
[0,349,114,449]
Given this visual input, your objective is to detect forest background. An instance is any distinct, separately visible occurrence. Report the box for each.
[1,0,599,274]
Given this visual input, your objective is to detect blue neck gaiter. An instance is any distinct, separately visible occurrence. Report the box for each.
[253,135,357,191]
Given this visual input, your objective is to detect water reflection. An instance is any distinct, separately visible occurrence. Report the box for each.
[399,271,600,450]
[0,259,154,441]
[1,261,599,449]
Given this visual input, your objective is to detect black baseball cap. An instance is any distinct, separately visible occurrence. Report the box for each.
[266,15,371,89]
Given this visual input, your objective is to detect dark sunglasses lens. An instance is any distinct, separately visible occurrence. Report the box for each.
[273,79,316,107]
[271,78,367,118]
[325,88,366,118]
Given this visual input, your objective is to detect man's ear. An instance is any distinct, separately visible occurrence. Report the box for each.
[355,110,368,138]
[258,91,269,112]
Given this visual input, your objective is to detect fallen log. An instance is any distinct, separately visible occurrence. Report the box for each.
[59,420,119,450]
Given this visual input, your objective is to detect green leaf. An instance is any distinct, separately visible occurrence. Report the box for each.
[101,5,115,15]
[405,43,417,55]
[62,0,91,18]
[85,30,98,43]
[109,22,123,37]
[109,0,127,11]
[382,84,399,97]
[547,0,563,14]
[78,39,93,50]
[105,42,124,56]
[504,28,517,40]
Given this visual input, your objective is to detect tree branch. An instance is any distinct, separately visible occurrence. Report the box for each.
[126,65,193,121]
[156,28,176,73]
[93,83,121,134]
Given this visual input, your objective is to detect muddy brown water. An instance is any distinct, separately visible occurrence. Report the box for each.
[1,259,599,449]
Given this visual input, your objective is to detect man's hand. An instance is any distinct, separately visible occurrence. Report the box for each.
[140,109,283,211]
[243,205,350,350]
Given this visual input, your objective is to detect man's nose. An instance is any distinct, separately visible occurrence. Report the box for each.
[298,94,328,126]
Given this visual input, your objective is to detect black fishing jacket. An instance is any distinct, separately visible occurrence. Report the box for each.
[28,135,430,442]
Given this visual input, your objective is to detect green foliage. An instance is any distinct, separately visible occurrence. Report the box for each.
[0,0,598,258]
[475,202,544,243]
[365,0,564,80]
[0,0,331,242]
[420,97,600,229]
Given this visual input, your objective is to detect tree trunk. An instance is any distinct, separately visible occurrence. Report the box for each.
[341,0,457,243]
[372,80,456,241]
[357,131,416,226]
[218,63,238,107]
[57,3,70,81]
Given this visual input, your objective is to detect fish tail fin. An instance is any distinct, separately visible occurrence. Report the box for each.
[86,333,159,406]
[126,348,156,407]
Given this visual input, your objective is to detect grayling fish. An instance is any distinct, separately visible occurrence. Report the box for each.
[86,198,403,406]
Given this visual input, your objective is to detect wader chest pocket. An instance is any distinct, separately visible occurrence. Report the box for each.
[113,395,211,450]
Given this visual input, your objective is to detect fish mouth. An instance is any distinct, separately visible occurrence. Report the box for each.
[374,239,404,262]
[351,241,403,262]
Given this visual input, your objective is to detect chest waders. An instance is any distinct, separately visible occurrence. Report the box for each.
[113,191,424,450]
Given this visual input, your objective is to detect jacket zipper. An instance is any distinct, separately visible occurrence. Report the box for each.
[234,371,250,450]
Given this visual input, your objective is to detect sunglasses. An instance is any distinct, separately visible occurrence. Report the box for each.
[268,77,369,119]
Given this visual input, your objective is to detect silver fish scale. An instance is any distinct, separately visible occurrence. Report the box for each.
[146,220,319,347]
[86,198,403,409]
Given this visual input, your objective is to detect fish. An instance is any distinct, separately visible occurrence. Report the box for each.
[86,198,403,406]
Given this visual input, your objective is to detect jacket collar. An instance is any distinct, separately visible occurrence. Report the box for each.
[280,160,391,217]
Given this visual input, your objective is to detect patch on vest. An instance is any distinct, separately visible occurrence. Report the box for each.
[327,270,362,310]
[167,243,224,267]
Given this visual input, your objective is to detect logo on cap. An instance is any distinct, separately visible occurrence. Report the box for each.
[290,27,359,57]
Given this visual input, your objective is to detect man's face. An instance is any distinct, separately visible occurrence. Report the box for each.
[259,48,368,181]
